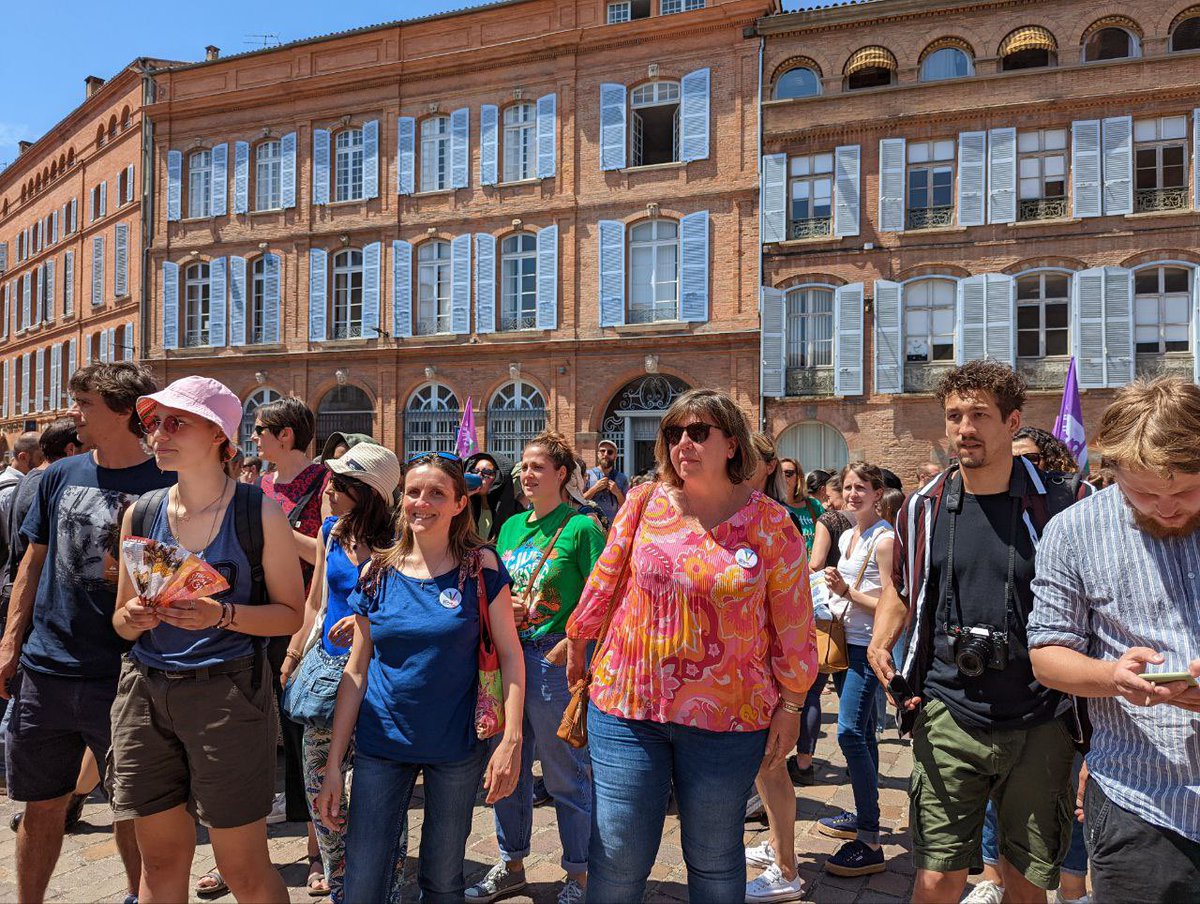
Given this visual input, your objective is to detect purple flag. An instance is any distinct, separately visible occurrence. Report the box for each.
[1053,357,1088,473]
[455,397,478,459]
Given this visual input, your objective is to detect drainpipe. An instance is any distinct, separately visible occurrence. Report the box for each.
[756,34,766,431]
[138,62,156,366]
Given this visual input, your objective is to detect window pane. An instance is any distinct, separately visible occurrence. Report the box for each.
[1018,132,1041,153]
[1162,116,1188,140]
[1163,267,1189,293]
[1135,270,1159,294]
[1045,329,1069,356]
[1045,130,1067,151]
[1134,297,1159,324]
[1164,296,1190,322]
[1016,277,1040,300]
[774,68,820,100]
[1018,331,1040,357]
[813,153,833,174]
[1044,274,1069,298]
[921,47,972,81]
[1017,305,1040,328]
[1134,119,1159,142]
[1019,157,1041,179]
[1045,301,1069,328]
[908,142,930,164]
[790,156,810,177]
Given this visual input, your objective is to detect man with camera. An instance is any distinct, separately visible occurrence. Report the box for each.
[868,361,1086,904]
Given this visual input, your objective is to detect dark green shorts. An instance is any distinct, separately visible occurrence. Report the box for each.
[909,698,1076,889]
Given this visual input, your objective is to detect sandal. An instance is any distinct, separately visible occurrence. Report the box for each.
[195,868,229,899]
[307,855,329,897]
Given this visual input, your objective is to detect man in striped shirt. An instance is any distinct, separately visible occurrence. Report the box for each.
[1030,376,1200,903]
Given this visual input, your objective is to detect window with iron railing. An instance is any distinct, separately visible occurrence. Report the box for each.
[907,140,955,229]
[1018,129,1068,221]
[788,153,833,239]
[1134,116,1188,213]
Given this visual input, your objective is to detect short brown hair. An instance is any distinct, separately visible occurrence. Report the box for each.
[1095,377,1200,477]
[934,360,1027,419]
[256,397,315,452]
[68,362,157,436]
[655,389,758,488]
[525,430,578,490]
[841,460,886,492]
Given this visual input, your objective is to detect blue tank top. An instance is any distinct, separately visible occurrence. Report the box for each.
[321,517,365,656]
[132,493,257,670]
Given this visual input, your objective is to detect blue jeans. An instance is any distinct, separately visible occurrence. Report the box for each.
[586,704,767,904]
[492,636,591,872]
[344,747,486,904]
[796,671,829,756]
[982,754,1088,877]
[831,643,880,844]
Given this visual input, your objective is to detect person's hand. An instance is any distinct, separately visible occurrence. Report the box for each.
[0,639,20,701]
[1075,760,1089,824]
[824,566,849,598]
[124,599,162,632]
[762,705,802,770]
[314,767,346,829]
[866,645,895,687]
[483,736,521,805]
[327,616,355,649]
[1111,647,1193,707]
[566,638,588,688]
[280,653,300,688]
[1166,659,1200,714]
[154,597,223,631]
[512,599,528,629]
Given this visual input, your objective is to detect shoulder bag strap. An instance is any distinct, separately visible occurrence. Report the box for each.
[834,529,881,621]
[476,559,496,655]
[284,468,326,530]
[520,516,573,610]
[131,487,171,539]
[301,526,339,657]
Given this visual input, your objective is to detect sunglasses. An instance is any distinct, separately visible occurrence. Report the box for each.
[140,414,187,437]
[252,424,275,436]
[1022,452,1042,467]
[405,451,463,469]
[474,467,497,478]
[661,422,722,446]
[781,468,798,478]
[330,475,359,495]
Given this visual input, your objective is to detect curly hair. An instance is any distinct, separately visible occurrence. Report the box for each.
[1013,426,1079,473]
[934,360,1027,419]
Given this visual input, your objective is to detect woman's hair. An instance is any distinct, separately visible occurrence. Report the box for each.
[1013,426,1080,473]
[654,389,757,488]
[778,457,804,505]
[840,460,886,492]
[524,430,577,490]
[806,468,831,497]
[255,397,316,453]
[877,488,906,525]
[826,473,843,494]
[333,474,398,551]
[750,432,788,504]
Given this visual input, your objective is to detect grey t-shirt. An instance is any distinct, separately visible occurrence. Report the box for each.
[585,467,630,524]
[4,469,44,588]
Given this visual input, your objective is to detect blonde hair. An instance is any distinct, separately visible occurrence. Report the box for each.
[1095,377,1200,477]
[655,389,758,488]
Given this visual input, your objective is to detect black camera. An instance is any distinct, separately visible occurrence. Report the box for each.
[948,625,1008,677]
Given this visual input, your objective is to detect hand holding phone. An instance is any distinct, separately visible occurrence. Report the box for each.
[1143,671,1199,687]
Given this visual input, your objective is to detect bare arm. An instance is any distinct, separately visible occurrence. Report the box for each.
[610,479,626,506]
[866,582,910,689]
[482,551,525,805]
[292,528,320,565]
[0,543,48,697]
[113,507,162,642]
[1032,646,1200,713]
[281,535,329,686]
[313,613,373,828]
[809,520,833,571]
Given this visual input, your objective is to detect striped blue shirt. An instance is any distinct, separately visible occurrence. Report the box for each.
[1029,486,1200,842]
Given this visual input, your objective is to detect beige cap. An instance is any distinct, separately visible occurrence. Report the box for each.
[326,442,401,504]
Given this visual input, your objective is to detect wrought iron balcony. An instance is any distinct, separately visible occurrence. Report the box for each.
[499,311,538,332]
[416,317,452,336]
[183,330,209,348]
[788,216,833,240]
[785,367,835,396]
[906,205,955,230]
[1018,197,1068,221]
[332,322,363,340]
[626,306,676,325]
[1134,188,1188,214]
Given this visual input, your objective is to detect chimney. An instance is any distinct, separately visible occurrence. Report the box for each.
[84,75,105,98]
[205,45,220,61]
[17,141,32,155]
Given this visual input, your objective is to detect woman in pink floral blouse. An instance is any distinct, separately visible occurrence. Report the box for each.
[566,389,816,904]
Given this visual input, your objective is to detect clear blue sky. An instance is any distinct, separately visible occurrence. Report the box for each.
[0,0,816,171]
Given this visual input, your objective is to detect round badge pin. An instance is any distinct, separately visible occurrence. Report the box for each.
[735,548,759,569]
[439,588,462,609]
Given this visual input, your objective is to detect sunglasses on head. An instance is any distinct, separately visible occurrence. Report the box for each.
[661,422,722,446]
[140,414,186,437]
[405,451,463,469]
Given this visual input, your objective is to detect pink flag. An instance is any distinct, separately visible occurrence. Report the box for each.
[455,397,479,458]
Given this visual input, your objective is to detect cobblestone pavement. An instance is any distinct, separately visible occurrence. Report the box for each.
[0,693,921,903]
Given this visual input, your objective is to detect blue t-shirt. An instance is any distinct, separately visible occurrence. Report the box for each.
[585,467,630,524]
[20,453,175,680]
[348,559,510,764]
[132,493,256,670]
[321,517,363,657]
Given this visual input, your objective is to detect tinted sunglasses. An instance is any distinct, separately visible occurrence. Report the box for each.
[140,414,187,436]
[330,475,360,495]
[1021,451,1042,467]
[252,424,277,436]
[405,451,463,469]
[473,466,497,478]
[661,422,722,446]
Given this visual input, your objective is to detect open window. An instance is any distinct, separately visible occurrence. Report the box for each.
[607,0,649,23]
[630,82,680,167]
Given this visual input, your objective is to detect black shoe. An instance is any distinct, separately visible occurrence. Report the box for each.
[786,757,815,786]
[9,811,21,832]
[531,776,552,807]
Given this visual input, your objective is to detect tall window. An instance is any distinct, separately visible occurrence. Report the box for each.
[1016,272,1070,358]
[1084,27,1138,62]
[500,234,537,331]
[630,81,680,167]
[788,153,833,239]
[907,140,955,229]
[487,381,547,463]
[331,249,363,339]
[417,240,452,335]
[920,47,974,81]
[606,0,649,23]
[188,150,212,219]
[904,278,956,362]
[183,262,211,347]
[1018,129,1068,221]
[628,220,678,323]
[404,383,461,458]
[1171,16,1200,51]
[1134,266,1191,354]
[503,103,536,183]
[255,140,282,210]
[334,129,364,203]
[250,256,268,343]
[774,67,821,100]
[785,287,834,368]
[420,116,451,192]
[1134,116,1188,213]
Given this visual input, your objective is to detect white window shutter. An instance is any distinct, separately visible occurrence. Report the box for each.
[210,143,228,216]
[1194,111,1200,211]
[91,235,105,307]
[392,241,413,338]
[474,233,496,333]
[760,286,786,398]
[679,210,709,322]
[1073,267,1134,388]
[21,354,29,414]
[114,224,128,297]
[1194,265,1200,385]
[956,273,1017,367]
[209,257,227,346]
[1102,267,1133,386]
[233,141,250,214]
[987,273,1016,367]
[45,258,55,322]
[956,275,988,364]
[312,129,331,205]
[229,256,247,346]
[88,187,96,224]
[308,249,328,341]
[99,330,109,364]
[362,242,381,336]
[35,266,44,324]
[834,283,865,397]
[760,153,787,244]
[67,339,76,391]
[450,233,472,334]
[450,108,470,190]
[263,254,281,344]
[280,132,297,208]
[1,359,7,418]
[50,345,60,410]
[833,145,861,237]
[362,120,379,200]
[1071,120,1102,218]
[52,209,59,243]
[0,243,6,273]
[63,250,74,317]
[22,273,30,329]
[987,127,1017,224]
[878,138,907,232]
[397,118,416,195]
[70,198,78,233]
[679,68,711,163]
[536,93,557,179]
[35,348,44,411]
[598,219,625,326]
[167,150,182,221]
[873,279,904,394]
[480,105,499,186]
[124,322,134,360]
[106,327,116,363]
[99,181,107,217]
[1,284,8,339]
[1101,116,1133,216]
[162,261,179,350]
[599,83,627,171]
[957,132,987,227]
[536,224,559,330]
[125,164,136,204]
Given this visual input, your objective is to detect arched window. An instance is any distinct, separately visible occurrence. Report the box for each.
[1171,16,1200,51]
[774,67,821,100]
[107,115,117,139]
[500,233,537,331]
[845,47,897,90]
[1134,266,1192,354]
[241,388,281,455]
[420,115,451,192]
[183,262,211,347]
[67,148,75,167]
[487,380,547,462]
[628,220,679,323]
[1016,272,1071,358]
[630,81,680,166]
[96,125,105,147]
[503,103,536,182]
[920,47,974,81]
[255,140,282,211]
[404,383,461,457]
[904,278,956,363]
[317,385,375,451]
[121,106,131,130]
[331,249,364,339]
[188,149,212,219]
[785,287,834,369]
[1084,27,1139,62]
[416,240,452,335]
[775,422,849,474]
[334,129,364,202]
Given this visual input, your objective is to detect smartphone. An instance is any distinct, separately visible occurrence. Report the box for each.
[1144,671,1199,687]
[888,673,916,705]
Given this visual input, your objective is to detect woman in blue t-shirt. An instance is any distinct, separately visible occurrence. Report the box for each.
[315,452,525,903]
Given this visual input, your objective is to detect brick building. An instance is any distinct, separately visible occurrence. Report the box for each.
[757,0,1200,482]
[142,0,769,472]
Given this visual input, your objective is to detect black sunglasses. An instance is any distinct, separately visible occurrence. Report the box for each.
[330,475,359,495]
[474,466,497,478]
[1022,451,1042,467]
[661,422,722,446]
[252,424,277,436]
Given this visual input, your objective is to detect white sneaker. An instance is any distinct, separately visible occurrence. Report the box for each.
[265,792,287,825]
[745,793,766,820]
[1055,895,1089,904]
[745,863,805,903]
[746,840,776,870]
[962,880,1005,904]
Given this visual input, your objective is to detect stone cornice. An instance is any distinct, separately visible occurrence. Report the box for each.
[757,0,1048,37]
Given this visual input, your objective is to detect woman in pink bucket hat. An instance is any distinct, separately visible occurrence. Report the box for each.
[108,375,305,903]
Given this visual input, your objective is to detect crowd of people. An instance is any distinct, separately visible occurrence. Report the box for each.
[0,358,1196,904]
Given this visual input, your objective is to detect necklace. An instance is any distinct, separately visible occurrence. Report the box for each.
[171,480,231,560]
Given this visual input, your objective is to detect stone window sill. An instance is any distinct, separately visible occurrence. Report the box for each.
[1009,217,1081,228]
[1124,208,1194,221]
[619,160,687,175]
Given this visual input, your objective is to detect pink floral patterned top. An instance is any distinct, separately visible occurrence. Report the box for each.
[567,482,816,732]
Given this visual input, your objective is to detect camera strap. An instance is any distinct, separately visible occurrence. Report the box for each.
[944,492,1020,638]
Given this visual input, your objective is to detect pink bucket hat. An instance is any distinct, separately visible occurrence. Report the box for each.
[136,376,243,449]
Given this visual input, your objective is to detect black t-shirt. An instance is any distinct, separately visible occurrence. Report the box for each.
[4,469,45,588]
[922,490,1065,730]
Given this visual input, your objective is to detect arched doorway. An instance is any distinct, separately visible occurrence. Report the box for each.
[241,388,281,456]
[776,421,849,475]
[403,383,461,458]
[316,385,375,451]
[600,375,690,476]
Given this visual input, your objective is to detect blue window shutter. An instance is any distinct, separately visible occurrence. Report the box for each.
[106,327,116,364]
[67,339,76,389]
[600,84,627,171]
[1195,111,1200,211]
[536,93,557,179]
[1,359,7,418]
[872,280,904,394]
[363,242,381,336]
[45,258,55,322]
[536,224,559,330]
[362,120,379,199]
[397,118,416,195]
[99,181,107,217]
[1073,268,1105,389]
[1101,116,1133,216]
[475,233,496,333]
[91,236,105,307]
[450,233,472,334]
[309,249,328,340]
[1102,266,1133,387]
[21,354,29,414]
[760,153,787,243]
[878,138,907,232]
[392,240,413,337]
[679,210,709,322]
[760,286,786,398]
[312,129,331,205]
[124,321,134,360]
[2,284,8,339]
[162,261,179,349]
[210,143,228,216]
[70,198,78,233]
[167,150,182,221]
[125,164,136,204]
[833,145,861,237]
[114,224,128,297]
[451,108,470,190]
[264,254,281,344]
[987,127,1017,224]
[233,141,250,213]
[52,209,60,242]
[50,344,60,409]
[480,105,499,186]
[1071,120,1101,219]
[1193,265,1200,385]
[680,68,710,163]
[229,256,247,346]
[598,219,625,327]
[22,273,30,329]
[834,283,865,397]
[63,250,74,317]
[956,131,986,227]
[280,132,297,208]
[35,267,44,325]
[35,348,44,411]
[209,257,227,347]
[954,273,1016,366]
